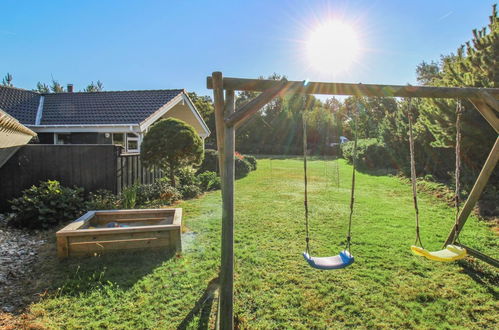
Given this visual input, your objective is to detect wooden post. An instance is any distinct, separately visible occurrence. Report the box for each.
[213,72,226,178]
[220,90,235,329]
[444,136,499,246]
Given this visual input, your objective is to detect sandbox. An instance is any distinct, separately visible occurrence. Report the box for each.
[56,208,182,258]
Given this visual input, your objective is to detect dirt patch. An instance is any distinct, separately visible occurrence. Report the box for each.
[0,215,61,315]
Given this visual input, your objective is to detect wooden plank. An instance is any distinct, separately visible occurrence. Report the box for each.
[68,231,169,243]
[96,217,166,222]
[220,89,235,330]
[70,237,159,246]
[456,243,499,268]
[94,208,174,216]
[212,72,225,178]
[225,79,290,128]
[444,136,499,245]
[468,98,499,133]
[68,237,170,256]
[478,90,499,113]
[56,236,69,258]
[58,223,180,237]
[206,76,499,98]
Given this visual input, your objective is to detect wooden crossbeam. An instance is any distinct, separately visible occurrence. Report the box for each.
[207,76,499,99]
[225,79,290,128]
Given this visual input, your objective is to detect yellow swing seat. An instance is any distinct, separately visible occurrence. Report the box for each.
[411,244,467,262]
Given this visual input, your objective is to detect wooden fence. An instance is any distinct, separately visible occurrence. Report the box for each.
[0,145,163,211]
[116,153,163,193]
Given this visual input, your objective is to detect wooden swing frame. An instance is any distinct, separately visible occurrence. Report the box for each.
[207,72,499,329]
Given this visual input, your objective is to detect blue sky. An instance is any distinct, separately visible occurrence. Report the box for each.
[0,1,495,97]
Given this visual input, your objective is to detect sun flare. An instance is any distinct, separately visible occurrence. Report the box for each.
[306,20,360,74]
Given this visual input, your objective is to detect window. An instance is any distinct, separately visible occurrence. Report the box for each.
[126,133,139,153]
[55,133,71,144]
[112,133,125,147]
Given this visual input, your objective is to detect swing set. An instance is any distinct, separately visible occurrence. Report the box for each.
[207,73,499,329]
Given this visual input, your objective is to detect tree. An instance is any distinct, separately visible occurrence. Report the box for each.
[416,4,498,183]
[415,61,440,85]
[50,79,65,93]
[2,73,13,86]
[84,80,104,92]
[140,118,204,187]
[35,82,50,93]
[188,92,216,146]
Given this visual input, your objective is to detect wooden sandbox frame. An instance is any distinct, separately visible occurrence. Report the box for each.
[56,208,182,258]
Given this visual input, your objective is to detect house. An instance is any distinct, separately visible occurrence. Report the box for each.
[0,85,210,153]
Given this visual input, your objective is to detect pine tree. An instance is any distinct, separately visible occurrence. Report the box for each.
[2,73,13,86]
[416,4,498,184]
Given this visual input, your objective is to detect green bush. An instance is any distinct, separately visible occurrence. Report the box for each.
[178,184,202,199]
[133,180,181,206]
[244,155,257,170]
[9,180,85,229]
[198,171,221,191]
[235,157,252,179]
[86,189,121,210]
[140,118,204,187]
[198,149,218,174]
[341,138,393,169]
[177,167,200,186]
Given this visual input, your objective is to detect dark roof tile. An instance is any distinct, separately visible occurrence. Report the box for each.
[40,89,184,125]
[0,86,40,125]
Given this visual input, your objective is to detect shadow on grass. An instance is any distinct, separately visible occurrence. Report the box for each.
[54,250,176,297]
[177,277,219,330]
[458,259,499,299]
[5,237,176,314]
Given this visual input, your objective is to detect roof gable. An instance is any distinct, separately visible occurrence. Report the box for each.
[0,86,40,125]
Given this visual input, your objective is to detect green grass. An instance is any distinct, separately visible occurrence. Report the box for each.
[28,158,498,329]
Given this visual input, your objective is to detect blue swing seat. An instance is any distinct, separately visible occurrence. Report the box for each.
[303,250,354,270]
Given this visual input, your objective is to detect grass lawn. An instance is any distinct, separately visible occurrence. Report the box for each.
[26,158,498,328]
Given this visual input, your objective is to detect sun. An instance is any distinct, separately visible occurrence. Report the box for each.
[306,20,360,74]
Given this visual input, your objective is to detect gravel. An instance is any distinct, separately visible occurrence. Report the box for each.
[0,214,48,313]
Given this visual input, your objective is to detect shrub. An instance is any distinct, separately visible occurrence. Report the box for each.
[235,157,252,179]
[244,155,257,170]
[134,180,181,206]
[158,184,182,204]
[141,118,204,187]
[121,185,138,209]
[198,149,218,174]
[178,184,202,199]
[341,138,393,169]
[9,180,84,229]
[86,189,121,210]
[198,171,221,191]
[177,167,200,187]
